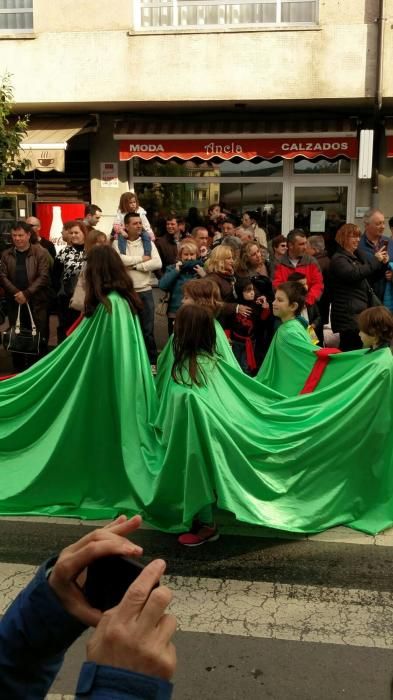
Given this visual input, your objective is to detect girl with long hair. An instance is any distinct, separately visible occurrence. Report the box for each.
[155,277,238,400]
[172,304,217,386]
[171,304,220,546]
[84,245,142,317]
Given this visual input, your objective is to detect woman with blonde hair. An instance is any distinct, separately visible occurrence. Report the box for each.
[330,223,389,350]
[158,238,205,335]
[205,245,252,325]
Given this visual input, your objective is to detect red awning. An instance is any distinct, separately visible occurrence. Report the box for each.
[114,117,358,162]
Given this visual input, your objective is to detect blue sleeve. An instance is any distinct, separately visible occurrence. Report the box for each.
[158,265,179,291]
[0,559,86,700]
[76,662,173,699]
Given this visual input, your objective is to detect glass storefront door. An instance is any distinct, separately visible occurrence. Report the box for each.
[293,186,348,235]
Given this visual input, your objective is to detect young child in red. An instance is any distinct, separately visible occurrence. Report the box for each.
[229,277,270,374]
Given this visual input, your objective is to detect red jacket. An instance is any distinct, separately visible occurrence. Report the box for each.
[272,254,324,305]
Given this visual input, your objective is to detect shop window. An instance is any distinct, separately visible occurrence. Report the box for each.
[0,0,33,32]
[135,0,317,30]
[135,180,283,236]
[294,186,347,235]
[294,158,351,175]
[133,158,283,177]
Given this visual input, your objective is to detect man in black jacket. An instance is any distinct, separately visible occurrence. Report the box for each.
[0,221,50,369]
[155,216,180,278]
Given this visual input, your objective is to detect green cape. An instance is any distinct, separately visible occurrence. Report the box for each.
[156,319,239,400]
[256,318,318,395]
[0,294,392,536]
[0,294,161,519]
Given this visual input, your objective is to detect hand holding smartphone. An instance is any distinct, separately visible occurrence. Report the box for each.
[83,555,159,611]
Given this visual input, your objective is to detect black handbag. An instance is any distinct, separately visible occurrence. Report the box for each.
[2,303,41,355]
[365,281,382,308]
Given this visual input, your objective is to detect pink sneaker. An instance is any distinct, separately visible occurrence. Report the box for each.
[178,524,219,547]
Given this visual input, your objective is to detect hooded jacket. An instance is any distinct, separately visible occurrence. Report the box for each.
[272,253,324,305]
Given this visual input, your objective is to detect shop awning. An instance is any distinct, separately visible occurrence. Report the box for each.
[20,116,95,172]
[385,118,393,157]
[114,117,358,162]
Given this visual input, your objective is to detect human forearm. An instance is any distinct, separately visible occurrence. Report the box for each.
[136,249,162,273]
[75,663,173,700]
[0,561,86,700]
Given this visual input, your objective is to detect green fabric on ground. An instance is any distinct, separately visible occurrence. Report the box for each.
[0,295,392,536]
[147,348,393,535]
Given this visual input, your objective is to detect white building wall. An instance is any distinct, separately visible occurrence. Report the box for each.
[0,0,382,109]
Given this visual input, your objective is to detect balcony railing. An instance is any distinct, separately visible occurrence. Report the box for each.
[135,0,318,30]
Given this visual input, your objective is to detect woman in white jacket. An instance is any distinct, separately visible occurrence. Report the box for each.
[113,192,155,239]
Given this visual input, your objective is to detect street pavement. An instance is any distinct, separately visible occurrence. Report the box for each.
[1,517,393,700]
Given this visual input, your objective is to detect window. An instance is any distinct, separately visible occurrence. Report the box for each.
[294,158,351,175]
[133,158,283,177]
[135,0,317,30]
[0,0,33,32]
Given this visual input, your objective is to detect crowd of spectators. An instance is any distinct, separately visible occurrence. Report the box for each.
[0,196,392,374]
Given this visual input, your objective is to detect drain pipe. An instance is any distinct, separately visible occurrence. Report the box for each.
[371,0,385,207]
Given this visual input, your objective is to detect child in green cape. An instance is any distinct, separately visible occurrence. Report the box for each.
[358,306,393,352]
[172,304,220,547]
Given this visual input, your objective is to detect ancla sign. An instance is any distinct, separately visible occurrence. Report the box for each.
[119,136,358,161]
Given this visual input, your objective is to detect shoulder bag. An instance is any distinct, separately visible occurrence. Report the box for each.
[2,303,41,355]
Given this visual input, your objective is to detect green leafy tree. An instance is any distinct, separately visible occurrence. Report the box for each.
[0,73,30,186]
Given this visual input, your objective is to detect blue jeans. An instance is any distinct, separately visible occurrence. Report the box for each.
[138,290,158,364]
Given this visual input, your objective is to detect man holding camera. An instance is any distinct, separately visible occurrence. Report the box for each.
[0,515,176,699]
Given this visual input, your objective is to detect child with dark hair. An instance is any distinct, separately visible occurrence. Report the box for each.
[272,281,307,323]
[156,277,238,400]
[172,304,217,386]
[358,306,393,351]
[84,245,142,317]
[228,277,270,374]
[172,304,220,546]
[287,271,321,345]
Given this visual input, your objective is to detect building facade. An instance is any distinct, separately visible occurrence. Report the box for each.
[0,0,392,236]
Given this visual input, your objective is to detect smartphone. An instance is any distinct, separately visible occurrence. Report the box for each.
[83,555,158,611]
